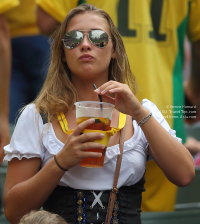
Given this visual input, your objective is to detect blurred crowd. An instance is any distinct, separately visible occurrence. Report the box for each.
[0,0,50,165]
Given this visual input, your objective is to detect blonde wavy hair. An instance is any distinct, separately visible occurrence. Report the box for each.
[34,3,137,121]
[18,210,67,224]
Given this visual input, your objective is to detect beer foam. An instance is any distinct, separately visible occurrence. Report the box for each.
[75,102,114,119]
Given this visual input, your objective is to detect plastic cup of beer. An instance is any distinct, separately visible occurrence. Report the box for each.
[74,101,114,168]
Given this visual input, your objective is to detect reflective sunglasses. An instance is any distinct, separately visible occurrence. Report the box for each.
[62,29,111,49]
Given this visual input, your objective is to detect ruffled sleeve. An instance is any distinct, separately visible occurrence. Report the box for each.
[4,104,44,162]
[141,99,182,146]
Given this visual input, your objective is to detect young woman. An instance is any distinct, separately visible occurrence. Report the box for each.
[4,4,194,224]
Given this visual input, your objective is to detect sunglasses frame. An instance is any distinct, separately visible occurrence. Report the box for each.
[62,29,112,49]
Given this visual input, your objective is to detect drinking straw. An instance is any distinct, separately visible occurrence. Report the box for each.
[93,84,103,109]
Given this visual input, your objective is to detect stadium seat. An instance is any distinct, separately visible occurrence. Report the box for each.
[141,210,200,224]
[0,163,7,214]
[175,168,200,210]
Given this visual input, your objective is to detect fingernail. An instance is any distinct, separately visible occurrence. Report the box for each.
[101,90,105,94]
[94,88,100,94]
[101,145,105,149]
[98,153,102,157]
[90,118,95,122]
[101,134,104,138]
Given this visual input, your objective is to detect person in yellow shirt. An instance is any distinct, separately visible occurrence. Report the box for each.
[4,0,50,128]
[36,0,200,211]
[0,0,19,212]
[0,0,19,166]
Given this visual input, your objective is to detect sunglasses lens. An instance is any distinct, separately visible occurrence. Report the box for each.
[89,30,109,48]
[63,30,109,49]
[63,31,83,49]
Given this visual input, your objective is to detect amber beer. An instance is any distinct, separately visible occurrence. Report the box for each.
[76,117,111,168]
[74,101,114,168]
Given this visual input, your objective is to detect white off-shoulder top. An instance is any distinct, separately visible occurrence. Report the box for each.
[4,99,181,190]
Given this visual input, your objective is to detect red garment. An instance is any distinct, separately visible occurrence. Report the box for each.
[194,153,200,167]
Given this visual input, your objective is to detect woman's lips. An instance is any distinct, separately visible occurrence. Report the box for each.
[79,54,94,61]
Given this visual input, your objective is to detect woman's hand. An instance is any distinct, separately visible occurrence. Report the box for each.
[56,118,105,170]
[94,81,144,118]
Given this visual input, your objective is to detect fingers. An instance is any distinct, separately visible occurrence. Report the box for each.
[81,150,105,159]
[73,118,95,135]
[69,120,106,153]
[94,81,130,96]
[94,81,119,95]
[100,83,119,95]
[109,86,129,96]
[78,131,104,143]
[69,137,105,159]
[75,132,106,152]
[101,94,115,105]
[79,141,105,151]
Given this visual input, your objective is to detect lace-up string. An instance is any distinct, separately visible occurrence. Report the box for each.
[90,191,105,209]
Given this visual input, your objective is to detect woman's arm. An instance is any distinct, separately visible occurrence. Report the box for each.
[4,157,65,224]
[95,81,195,187]
[4,118,105,224]
[36,6,60,36]
[134,107,194,187]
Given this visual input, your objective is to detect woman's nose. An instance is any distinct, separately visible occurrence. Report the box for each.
[80,34,92,51]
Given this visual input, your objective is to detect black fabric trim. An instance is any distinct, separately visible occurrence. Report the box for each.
[40,112,48,124]
[184,93,197,119]
[43,175,145,224]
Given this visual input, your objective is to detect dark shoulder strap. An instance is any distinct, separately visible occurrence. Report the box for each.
[40,112,48,124]
[78,0,86,5]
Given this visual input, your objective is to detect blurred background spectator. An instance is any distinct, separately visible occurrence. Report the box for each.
[0,0,20,166]
[183,36,200,165]
[5,0,50,132]
[36,0,200,212]
[0,0,50,215]
[0,0,20,212]
[18,210,68,224]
